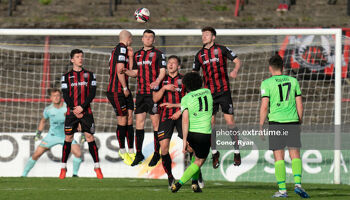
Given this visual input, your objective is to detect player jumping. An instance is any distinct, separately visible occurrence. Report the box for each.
[193,26,241,169]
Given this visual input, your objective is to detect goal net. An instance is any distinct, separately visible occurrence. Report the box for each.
[0,29,348,183]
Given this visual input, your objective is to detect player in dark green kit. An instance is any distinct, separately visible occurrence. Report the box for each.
[260,54,309,198]
[171,72,213,193]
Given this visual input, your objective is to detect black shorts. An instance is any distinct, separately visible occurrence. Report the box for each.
[268,122,301,150]
[213,91,234,115]
[135,94,159,115]
[126,93,134,111]
[158,118,183,141]
[106,92,127,116]
[65,114,95,135]
[187,132,211,159]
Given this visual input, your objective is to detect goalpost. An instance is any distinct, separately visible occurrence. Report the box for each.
[0,28,345,183]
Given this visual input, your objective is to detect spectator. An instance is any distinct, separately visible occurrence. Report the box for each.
[277,0,291,12]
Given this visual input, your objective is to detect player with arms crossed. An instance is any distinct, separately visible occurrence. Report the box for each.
[193,26,241,169]
[171,72,213,193]
[60,49,103,179]
[106,30,135,165]
[260,54,309,198]
[22,89,82,177]
[152,55,185,188]
[124,29,166,166]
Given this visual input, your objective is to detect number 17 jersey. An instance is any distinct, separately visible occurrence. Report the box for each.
[181,88,213,134]
[260,75,301,123]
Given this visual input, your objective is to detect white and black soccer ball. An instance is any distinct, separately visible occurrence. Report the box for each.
[134,8,150,23]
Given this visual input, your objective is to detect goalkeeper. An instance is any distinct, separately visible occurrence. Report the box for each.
[260,54,309,198]
[171,72,213,193]
[22,89,82,177]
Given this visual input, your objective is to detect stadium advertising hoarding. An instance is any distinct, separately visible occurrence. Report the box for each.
[0,133,184,178]
[1,130,349,184]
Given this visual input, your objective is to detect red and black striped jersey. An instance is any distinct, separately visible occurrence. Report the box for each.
[132,47,166,95]
[61,68,96,115]
[193,43,237,95]
[157,74,186,121]
[107,43,130,94]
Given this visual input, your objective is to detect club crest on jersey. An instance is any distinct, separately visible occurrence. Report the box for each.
[83,73,89,78]
[149,52,155,57]
[214,49,219,55]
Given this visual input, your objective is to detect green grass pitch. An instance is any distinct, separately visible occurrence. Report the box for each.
[1,177,349,200]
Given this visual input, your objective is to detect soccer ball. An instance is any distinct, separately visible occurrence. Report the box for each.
[134,8,150,23]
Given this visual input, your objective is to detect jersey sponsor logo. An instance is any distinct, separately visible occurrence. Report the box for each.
[137,60,152,66]
[120,47,126,54]
[118,55,126,61]
[203,57,220,65]
[200,54,206,57]
[69,76,75,79]
[136,54,142,57]
[70,81,88,87]
[61,83,68,89]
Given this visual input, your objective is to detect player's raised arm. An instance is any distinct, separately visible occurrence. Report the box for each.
[224,46,241,79]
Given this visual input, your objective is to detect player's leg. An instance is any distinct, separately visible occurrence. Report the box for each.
[172,132,210,193]
[22,145,48,177]
[84,132,103,179]
[71,141,82,177]
[211,114,221,169]
[126,108,135,157]
[272,149,288,197]
[287,123,309,198]
[149,112,161,167]
[220,92,241,166]
[159,119,175,187]
[131,95,147,166]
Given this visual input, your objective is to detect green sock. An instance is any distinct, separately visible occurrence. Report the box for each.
[73,157,82,176]
[275,160,286,191]
[179,163,200,185]
[190,155,200,181]
[292,158,302,185]
[22,157,36,177]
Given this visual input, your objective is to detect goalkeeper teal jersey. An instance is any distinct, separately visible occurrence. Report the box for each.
[261,75,301,123]
[181,88,213,134]
[43,103,67,137]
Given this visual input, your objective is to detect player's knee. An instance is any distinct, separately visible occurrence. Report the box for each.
[160,146,169,155]
[65,135,74,142]
[84,133,94,142]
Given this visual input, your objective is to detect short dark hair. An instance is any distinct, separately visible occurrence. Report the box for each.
[269,53,284,71]
[168,55,181,65]
[70,49,83,59]
[183,72,203,92]
[143,29,155,37]
[48,88,62,95]
[201,26,216,36]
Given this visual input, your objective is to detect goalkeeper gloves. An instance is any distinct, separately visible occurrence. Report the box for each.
[35,130,43,141]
